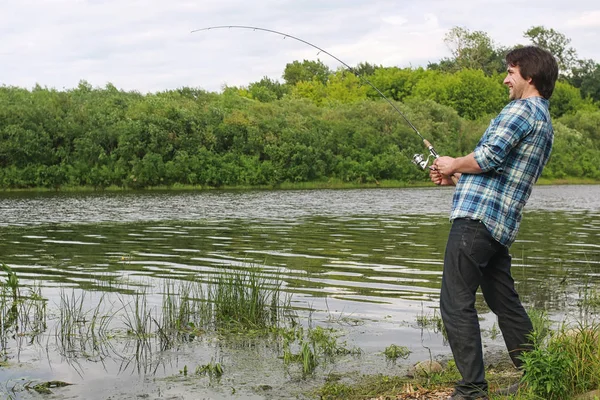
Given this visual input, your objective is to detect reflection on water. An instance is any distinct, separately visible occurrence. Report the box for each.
[0,186,598,399]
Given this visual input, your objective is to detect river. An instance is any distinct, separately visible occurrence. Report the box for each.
[0,185,598,399]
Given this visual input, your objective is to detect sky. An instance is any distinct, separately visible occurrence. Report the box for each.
[1,0,599,93]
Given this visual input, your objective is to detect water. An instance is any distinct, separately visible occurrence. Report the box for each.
[0,186,598,399]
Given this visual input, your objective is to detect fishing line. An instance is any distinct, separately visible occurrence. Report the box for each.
[191,25,442,172]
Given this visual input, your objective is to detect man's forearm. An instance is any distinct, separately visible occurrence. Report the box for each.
[452,153,482,174]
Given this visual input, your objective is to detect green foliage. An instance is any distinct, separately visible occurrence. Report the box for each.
[367,67,427,101]
[248,76,289,102]
[282,325,360,377]
[195,359,224,377]
[410,69,507,120]
[1,26,600,191]
[543,123,600,180]
[383,344,411,361]
[520,341,573,399]
[283,59,331,86]
[1,264,19,301]
[558,109,600,142]
[550,81,591,118]
[438,26,506,75]
[521,323,600,400]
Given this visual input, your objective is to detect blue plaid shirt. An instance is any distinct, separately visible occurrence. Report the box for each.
[450,97,553,247]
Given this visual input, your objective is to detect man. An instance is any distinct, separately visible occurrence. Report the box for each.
[430,46,559,400]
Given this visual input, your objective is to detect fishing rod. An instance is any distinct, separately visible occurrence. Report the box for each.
[191,25,445,174]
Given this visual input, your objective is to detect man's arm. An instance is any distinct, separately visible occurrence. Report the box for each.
[434,153,482,177]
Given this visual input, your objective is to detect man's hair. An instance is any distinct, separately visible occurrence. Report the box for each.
[505,46,559,99]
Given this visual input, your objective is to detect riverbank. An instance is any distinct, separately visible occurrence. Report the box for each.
[1,177,598,192]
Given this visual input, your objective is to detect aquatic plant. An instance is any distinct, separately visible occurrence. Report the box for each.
[56,290,115,361]
[416,308,447,340]
[1,267,47,359]
[209,267,292,330]
[195,358,224,378]
[383,344,411,361]
[282,324,360,377]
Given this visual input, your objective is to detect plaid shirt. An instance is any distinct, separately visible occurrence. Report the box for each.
[450,97,553,247]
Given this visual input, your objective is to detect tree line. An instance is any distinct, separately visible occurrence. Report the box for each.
[0,26,598,189]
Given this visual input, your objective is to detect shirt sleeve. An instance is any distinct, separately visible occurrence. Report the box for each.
[473,100,533,173]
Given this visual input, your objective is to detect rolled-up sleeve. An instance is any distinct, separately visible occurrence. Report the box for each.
[473,101,533,173]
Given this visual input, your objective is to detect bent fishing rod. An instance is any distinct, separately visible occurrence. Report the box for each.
[191,25,446,175]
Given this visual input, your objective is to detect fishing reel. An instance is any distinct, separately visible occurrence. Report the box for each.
[412,153,431,170]
[412,139,439,171]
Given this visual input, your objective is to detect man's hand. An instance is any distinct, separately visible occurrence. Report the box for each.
[429,165,455,186]
[433,156,456,177]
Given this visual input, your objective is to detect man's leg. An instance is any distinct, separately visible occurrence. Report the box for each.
[441,219,500,398]
[479,247,533,368]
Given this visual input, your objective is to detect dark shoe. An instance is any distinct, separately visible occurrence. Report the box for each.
[447,390,489,399]
[495,381,522,396]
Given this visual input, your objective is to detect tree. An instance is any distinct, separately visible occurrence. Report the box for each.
[411,69,507,120]
[524,26,577,75]
[367,67,427,102]
[549,81,586,118]
[438,27,506,75]
[248,76,289,102]
[353,62,380,77]
[283,59,331,86]
[569,59,600,102]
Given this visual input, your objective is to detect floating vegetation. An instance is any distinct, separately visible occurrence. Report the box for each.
[26,380,73,395]
[383,344,411,361]
[195,358,224,378]
[282,325,361,377]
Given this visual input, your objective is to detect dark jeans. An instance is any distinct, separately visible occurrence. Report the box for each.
[440,218,533,398]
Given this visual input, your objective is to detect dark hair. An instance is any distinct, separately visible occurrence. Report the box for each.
[505,46,559,99]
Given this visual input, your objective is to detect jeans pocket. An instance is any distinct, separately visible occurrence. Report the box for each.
[459,220,496,268]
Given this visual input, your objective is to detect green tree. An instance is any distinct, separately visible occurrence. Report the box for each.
[283,59,331,86]
[524,26,577,75]
[549,81,593,118]
[248,76,289,102]
[569,59,600,102]
[367,67,427,102]
[353,62,380,77]
[437,27,506,75]
[411,69,507,120]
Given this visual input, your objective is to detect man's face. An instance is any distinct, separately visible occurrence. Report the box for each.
[503,64,529,100]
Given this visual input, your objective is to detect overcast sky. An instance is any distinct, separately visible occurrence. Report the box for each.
[1,0,598,93]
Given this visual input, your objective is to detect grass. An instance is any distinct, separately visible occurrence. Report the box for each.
[8,258,598,398]
[1,177,598,193]
[519,322,600,399]
[316,304,600,400]
[209,267,292,330]
[56,290,115,361]
[1,264,47,360]
[416,308,447,340]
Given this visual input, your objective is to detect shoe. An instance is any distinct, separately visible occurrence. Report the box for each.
[494,381,522,396]
[447,390,489,399]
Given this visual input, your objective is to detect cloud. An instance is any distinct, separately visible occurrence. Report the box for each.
[1,0,599,93]
[567,10,600,28]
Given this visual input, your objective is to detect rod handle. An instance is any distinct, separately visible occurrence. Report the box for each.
[424,138,458,185]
